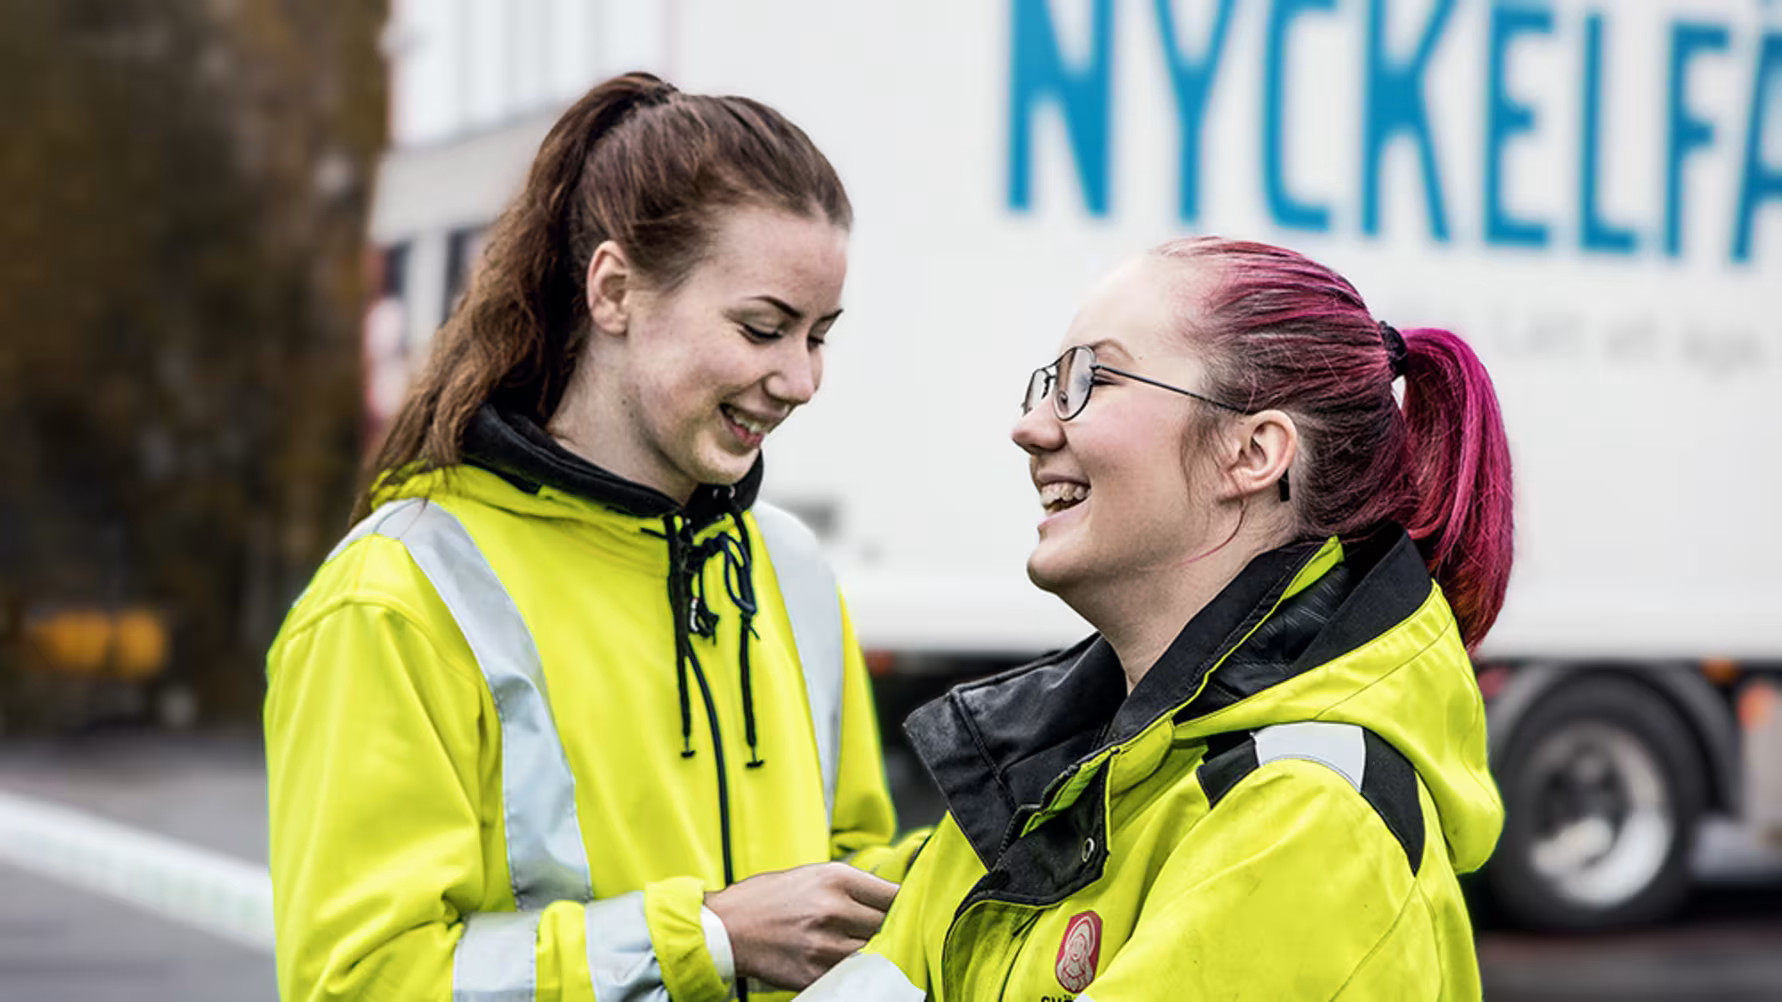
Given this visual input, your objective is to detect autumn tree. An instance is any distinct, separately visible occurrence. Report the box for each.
[0,0,387,722]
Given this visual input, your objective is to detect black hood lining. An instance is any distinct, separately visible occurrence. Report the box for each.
[953,767,1111,912]
[903,636,1124,866]
[1190,527,1432,716]
[1105,538,1327,743]
[1289,528,1432,670]
[907,527,1434,866]
[460,404,764,527]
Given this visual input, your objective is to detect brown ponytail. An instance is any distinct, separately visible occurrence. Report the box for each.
[355,72,850,520]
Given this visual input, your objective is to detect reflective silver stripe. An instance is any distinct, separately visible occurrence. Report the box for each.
[323,497,425,565]
[583,891,672,1002]
[361,499,594,910]
[454,910,542,1002]
[752,502,845,820]
[289,499,430,613]
[794,952,924,1001]
[365,499,594,909]
[1253,721,1367,791]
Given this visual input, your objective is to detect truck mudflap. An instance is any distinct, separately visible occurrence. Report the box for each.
[1740,677,1782,842]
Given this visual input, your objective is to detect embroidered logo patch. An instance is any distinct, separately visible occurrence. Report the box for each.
[1054,910,1102,993]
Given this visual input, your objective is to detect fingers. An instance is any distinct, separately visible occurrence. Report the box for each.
[830,865,899,912]
[707,863,897,988]
[821,935,869,971]
[787,934,870,991]
[827,896,890,942]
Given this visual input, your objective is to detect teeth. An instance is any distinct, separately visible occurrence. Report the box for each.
[1038,481,1089,512]
[725,407,771,436]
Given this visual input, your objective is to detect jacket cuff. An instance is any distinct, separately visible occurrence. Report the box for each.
[699,904,735,983]
[797,952,925,1001]
[644,876,730,1002]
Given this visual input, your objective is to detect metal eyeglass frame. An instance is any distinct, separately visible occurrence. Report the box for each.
[1022,344,1248,421]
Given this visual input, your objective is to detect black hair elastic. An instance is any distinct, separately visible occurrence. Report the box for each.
[1380,322,1408,378]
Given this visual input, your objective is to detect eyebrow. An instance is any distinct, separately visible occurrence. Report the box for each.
[747,295,843,324]
[1082,337,1130,360]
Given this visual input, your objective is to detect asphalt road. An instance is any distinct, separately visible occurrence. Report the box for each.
[0,730,274,1002]
[2,730,1779,1001]
[1477,886,1782,1002]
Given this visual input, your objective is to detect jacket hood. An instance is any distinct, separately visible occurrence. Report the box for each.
[377,404,775,765]
[906,527,1503,875]
[442,403,765,525]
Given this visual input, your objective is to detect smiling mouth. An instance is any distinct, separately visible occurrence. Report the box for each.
[721,404,775,438]
[1039,481,1089,514]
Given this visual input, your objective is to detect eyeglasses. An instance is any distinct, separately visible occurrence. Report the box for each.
[1021,345,1248,421]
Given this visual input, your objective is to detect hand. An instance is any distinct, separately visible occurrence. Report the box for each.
[704,862,898,991]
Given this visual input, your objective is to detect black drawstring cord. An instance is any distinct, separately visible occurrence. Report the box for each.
[685,539,724,642]
[717,504,764,767]
[645,517,698,758]
[645,497,767,769]
[737,630,763,767]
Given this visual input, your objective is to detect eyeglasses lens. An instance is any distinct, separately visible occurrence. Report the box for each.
[1059,346,1094,420]
[1022,347,1098,419]
[1023,368,1050,415]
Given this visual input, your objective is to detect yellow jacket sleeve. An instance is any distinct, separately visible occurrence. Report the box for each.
[825,602,931,882]
[266,597,730,1002]
[268,598,490,1001]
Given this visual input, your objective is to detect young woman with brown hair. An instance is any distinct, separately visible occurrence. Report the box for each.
[266,73,922,1002]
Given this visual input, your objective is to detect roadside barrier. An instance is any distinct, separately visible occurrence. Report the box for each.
[0,789,274,952]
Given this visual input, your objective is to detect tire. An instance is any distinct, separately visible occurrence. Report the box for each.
[1486,674,1704,931]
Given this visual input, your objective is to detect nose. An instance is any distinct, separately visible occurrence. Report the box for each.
[1011,403,1064,456]
[765,341,820,406]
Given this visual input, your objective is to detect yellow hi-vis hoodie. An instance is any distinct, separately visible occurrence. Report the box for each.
[799,528,1504,1001]
[266,407,924,1002]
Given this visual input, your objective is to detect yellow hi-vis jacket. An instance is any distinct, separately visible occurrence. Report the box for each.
[800,529,1504,1001]
[267,407,922,1002]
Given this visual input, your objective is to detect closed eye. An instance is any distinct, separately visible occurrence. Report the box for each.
[739,324,782,342]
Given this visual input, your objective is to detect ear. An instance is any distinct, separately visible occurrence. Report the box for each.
[585,239,633,336]
[1218,409,1297,503]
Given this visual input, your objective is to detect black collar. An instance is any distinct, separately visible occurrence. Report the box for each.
[460,404,764,528]
[905,528,1431,866]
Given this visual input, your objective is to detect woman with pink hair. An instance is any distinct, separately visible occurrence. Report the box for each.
[799,237,1514,1000]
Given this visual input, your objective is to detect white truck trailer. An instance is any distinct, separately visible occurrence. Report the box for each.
[369,0,1782,930]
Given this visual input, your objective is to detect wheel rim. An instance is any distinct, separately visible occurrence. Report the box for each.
[1521,720,1674,908]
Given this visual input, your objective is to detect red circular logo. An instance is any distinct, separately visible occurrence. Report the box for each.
[1054,910,1103,993]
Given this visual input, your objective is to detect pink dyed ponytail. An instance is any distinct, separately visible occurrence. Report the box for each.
[1156,237,1513,650]
[1399,327,1514,649]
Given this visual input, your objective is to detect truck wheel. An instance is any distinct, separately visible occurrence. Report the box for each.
[1487,675,1704,930]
